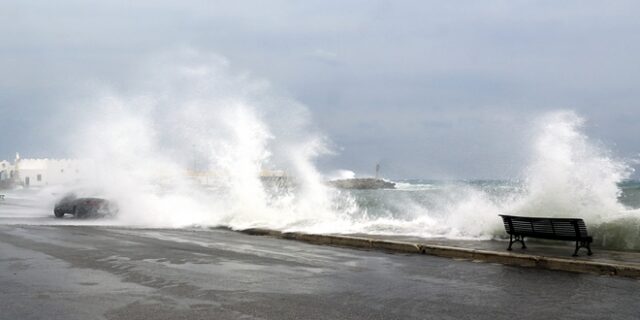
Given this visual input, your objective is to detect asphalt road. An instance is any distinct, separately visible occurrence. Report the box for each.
[1,225,639,320]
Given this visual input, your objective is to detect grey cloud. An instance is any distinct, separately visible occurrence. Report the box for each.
[1,0,639,178]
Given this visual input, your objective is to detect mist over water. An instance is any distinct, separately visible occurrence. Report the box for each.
[513,111,632,220]
[341,111,640,248]
[63,50,348,230]
[4,52,639,250]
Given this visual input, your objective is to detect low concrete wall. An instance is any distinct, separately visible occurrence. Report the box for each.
[237,229,640,279]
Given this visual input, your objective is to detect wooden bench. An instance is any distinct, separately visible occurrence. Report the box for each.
[500,214,593,257]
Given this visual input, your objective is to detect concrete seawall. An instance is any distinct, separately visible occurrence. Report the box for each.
[238,228,640,279]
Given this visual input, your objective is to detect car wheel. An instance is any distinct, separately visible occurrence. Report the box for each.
[54,209,64,218]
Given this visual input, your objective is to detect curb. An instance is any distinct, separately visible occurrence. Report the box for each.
[238,228,640,279]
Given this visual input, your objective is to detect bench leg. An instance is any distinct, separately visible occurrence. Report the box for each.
[507,235,526,251]
[573,241,580,257]
[573,241,593,257]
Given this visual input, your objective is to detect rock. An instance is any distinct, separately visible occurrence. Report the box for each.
[327,178,396,190]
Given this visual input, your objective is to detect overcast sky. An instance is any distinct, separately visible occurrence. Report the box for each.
[1,1,639,179]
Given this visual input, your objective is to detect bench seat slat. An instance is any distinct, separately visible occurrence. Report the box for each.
[514,232,591,239]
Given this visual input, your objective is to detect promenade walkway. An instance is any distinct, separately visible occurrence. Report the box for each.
[241,228,640,278]
[354,234,640,267]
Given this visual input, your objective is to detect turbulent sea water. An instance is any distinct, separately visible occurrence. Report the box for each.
[2,178,640,251]
[618,180,640,209]
[342,179,640,250]
[353,179,640,223]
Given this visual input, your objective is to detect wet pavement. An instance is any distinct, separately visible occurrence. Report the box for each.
[350,233,640,267]
[1,225,640,320]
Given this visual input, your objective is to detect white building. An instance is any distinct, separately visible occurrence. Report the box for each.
[0,154,95,188]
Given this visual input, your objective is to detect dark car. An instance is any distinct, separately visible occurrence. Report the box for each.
[54,193,118,218]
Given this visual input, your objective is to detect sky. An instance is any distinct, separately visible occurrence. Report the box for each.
[1,0,639,179]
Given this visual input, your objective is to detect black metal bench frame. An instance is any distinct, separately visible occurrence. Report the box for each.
[500,214,593,257]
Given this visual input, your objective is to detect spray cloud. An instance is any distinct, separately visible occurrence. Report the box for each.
[67,50,345,229]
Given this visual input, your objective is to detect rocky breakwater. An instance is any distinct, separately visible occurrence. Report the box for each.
[328,178,396,190]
